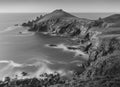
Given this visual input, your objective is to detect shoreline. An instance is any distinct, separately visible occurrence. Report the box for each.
[45,43,89,58]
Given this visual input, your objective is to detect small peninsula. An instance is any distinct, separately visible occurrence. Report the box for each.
[1,9,120,87]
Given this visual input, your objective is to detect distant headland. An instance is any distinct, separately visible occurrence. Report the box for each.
[1,9,120,87]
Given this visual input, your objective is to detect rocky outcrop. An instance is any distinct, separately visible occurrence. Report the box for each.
[103,14,120,27]
[29,9,92,38]
[87,37,120,62]
[22,10,109,42]
[74,54,120,87]
[104,14,120,23]
[71,36,120,87]
[22,15,44,27]
[58,37,120,87]
[21,10,120,87]
[28,11,120,86]
[26,10,106,38]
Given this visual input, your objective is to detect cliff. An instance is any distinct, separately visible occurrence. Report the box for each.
[20,10,120,87]
[28,9,93,37]
[22,10,108,39]
[103,14,120,27]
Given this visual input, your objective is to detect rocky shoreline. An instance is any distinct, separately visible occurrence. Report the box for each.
[2,9,120,87]
[46,44,88,58]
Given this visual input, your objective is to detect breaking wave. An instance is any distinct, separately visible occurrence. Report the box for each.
[17,30,35,36]
[0,26,21,33]
[46,43,88,57]
[0,60,22,67]
[0,58,69,80]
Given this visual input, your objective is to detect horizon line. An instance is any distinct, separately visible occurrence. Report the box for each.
[0,11,118,13]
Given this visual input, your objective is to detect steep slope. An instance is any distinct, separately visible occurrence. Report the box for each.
[28,9,92,37]
[56,37,120,87]
[2,11,120,87]
[103,14,120,27]
[104,14,120,23]
[37,9,78,23]
[22,9,110,38]
[88,14,120,39]
[78,38,120,87]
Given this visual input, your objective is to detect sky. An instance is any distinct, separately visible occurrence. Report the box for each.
[0,0,120,13]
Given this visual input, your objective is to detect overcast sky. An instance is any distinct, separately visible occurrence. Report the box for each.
[0,0,120,13]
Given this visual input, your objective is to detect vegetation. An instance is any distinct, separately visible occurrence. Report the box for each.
[22,15,44,27]
[0,36,120,87]
[17,10,120,87]
[0,73,65,87]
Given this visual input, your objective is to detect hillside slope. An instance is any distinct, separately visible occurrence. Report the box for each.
[19,10,120,87]
[103,14,120,27]
[26,9,93,37]
[37,9,77,23]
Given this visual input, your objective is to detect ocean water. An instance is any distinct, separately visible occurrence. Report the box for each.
[0,13,113,31]
[73,13,113,20]
[0,13,113,79]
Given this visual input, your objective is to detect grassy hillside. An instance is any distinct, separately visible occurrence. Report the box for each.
[17,10,120,87]
[28,9,92,37]
[103,14,120,27]
[104,14,120,23]
[37,9,78,23]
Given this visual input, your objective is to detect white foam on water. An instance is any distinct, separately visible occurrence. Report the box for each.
[0,60,24,80]
[0,60,10,63]
[28,59,67,78]
[32,62,54,77]
[0,59,68,80]
[27,58,54,66]
[9,61,23,67]
[70,60,83,64]
[0,26,21,33]
[0,60,22,67]
[46,43,88,57]
[16,29,36,37]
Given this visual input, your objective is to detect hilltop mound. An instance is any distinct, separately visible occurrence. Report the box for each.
[103,14,120,27]
[4,10,120,87]
[37,9,78,23]
[104,14,120,23]
[28,9,91,36]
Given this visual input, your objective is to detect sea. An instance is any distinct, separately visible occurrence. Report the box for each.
[0,13,113,80]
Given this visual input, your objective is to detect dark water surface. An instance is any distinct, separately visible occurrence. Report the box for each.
[0,26,84,79]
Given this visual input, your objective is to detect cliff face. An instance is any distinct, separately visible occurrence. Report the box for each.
[60,37,120,87]
[103,14,120,27]
[73,36,120,87]
[104,14,120,23]
[29,10,93,37]
[77,54,120,87]
[22,10,108,39]
[21,10,120,86]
